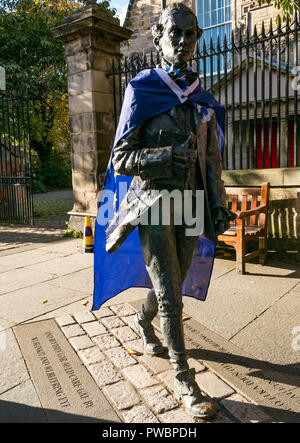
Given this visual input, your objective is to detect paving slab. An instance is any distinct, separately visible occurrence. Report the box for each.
[141,385,178,414]
[1,237,297,425]
[93,334,121,351]
[121,314,136,329]
[0,265,14,273]
[93,307,114,319]
[78,347,106,366]
[0,268,53,295]
[48,268,94,295]
[13,319,120,423]
[158,407,198,423]
[26,253,93,278]
[88,361,122,387]
[122,364,159,389]
[231,290,300,366]
[293,283,300,292]
[207,410,237,423]
[0,328,30,395]
[182,261,300,339]
[111,326,139,343]
[210,257,236,281]
[195,371,235,399]
[0,247,75,271]
[73,311,95,324]
[138,349,171,374]
[103,381,141,410]
[69,335,94,351]
[0,380,46,423]
[109,304,136,317]
[101,316,126,329]
[38,239,80,254]
[61,324,85,338]
[0,283,89,324]
[105,347,137,369]
[82,321,107,337]
[55,315,76,327]
[121,405,159,423]
[157,370,176,393]
[187,357,206,373]
[0,317,16,330]
[220,393,274,423]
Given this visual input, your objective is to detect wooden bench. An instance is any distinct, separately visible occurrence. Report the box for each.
[218,182,270,274]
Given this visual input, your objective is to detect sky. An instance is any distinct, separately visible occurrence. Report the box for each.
[110,0,130,25]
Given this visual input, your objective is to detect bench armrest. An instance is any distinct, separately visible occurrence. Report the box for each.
[236,204,268,219]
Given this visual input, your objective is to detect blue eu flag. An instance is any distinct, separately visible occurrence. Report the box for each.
[92,68,225,311]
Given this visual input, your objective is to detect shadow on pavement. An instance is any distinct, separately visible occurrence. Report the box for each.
[0,399,118,423]
[189,347,300,384]
[218,397,300,423]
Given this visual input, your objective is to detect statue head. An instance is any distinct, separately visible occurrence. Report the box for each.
[152,3,203,67]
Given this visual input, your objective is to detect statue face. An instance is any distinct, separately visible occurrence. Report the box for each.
[158,13,197,66]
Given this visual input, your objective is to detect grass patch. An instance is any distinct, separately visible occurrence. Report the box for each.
[62,222,83,239]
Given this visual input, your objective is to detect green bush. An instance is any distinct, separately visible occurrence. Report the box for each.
[62,222,83,238]
[33,150,72,193]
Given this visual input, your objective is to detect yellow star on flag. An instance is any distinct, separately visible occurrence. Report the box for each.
[114,170,121,180]
[113,192,118,208]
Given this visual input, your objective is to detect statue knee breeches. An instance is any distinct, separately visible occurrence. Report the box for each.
[155,290,183,318]
[138,218,197,375]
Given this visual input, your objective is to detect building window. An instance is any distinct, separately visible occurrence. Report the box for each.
[196,0,232,75]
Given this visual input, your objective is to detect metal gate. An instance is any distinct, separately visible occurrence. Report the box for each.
[0,90,34,225]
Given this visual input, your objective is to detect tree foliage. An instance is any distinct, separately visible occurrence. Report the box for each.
[248,0,300,23]
[0,0,116,190]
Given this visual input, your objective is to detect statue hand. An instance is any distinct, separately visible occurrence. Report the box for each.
[173,134,197,171]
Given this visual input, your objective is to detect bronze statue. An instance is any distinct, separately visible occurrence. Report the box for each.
[105,3,234,419]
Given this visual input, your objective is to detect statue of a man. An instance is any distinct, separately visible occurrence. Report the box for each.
[94,2,234,419]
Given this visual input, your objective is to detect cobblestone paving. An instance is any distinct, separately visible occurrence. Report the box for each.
[56,303,274,424]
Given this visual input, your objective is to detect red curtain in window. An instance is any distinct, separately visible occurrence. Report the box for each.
[256,120,294,168]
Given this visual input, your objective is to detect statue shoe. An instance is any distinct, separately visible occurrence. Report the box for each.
[133,313,165,355]
[174,371,216,419]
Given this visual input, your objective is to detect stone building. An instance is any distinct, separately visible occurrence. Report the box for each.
[122,0,283,57]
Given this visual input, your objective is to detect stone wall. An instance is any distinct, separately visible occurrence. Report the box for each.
[234,0,284,36]
[52,4,131,230]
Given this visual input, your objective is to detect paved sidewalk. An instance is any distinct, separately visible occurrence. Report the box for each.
[0,236,299,423]
[0,188,73,252]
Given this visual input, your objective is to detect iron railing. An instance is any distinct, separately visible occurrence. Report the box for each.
[111,13,300,171]
[0,90,34,224]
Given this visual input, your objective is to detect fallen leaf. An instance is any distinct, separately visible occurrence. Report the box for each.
[182,315,191,321]
[81,300,89,306]
[42,299,48,304]
[125,346,141,356]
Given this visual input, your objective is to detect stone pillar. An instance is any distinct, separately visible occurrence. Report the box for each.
[51,3,132,230]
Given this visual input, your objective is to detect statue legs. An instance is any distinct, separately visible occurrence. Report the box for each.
[137,195,216,418]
